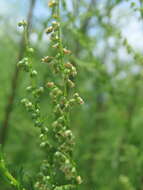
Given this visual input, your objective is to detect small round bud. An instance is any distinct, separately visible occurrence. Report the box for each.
[67,79,75,88]
[52,14,59,19]
[40,142,46,147]
[38,86,44,93]
[39,134,44,139]
[41,127,49,134]
[26,86,33,92]
[18,20,27,27]
[77,97,84,105]
[21,98,27,104]
[69,98,76,106]
[74,93,79,98]
[71,66,77,76]
[46,82,55,88]
[48,0,57,7]
[52,43,59,49]
[35,109,40,114]
[17,61,23,67]
[55,151,61,157]
[64,130,72,137]
[45,26,53,34]
[27,47,34,53]
[25,102,32,108]
[76,176,82,184]
[30,70,37,77]
[64,69,70,75]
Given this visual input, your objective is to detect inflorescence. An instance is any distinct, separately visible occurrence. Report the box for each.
[17,1,84,190]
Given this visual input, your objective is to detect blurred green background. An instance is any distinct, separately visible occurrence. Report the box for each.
[1,0,143,189]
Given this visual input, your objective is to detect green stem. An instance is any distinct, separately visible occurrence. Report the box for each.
[0,158,26,190]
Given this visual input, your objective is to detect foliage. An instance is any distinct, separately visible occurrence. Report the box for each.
[1,0,143,190]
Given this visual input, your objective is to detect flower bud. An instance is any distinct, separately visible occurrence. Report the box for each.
[45,26,53,34]
[21,98,27,104]
[30,70,37,77]
[40,142,46,147]
[37,87,44,94]
[52,43,60,49]
[64,62,73,69]
[46,82,55,88]
[74,93,79,98]
[18,20,27,27]
[77,97,84,105]
[64,130,72,137]
[26,86,33,92]
[42,56,53,63]
[27,47,34,53]
[67,79,75,88]
[52,14,59,19]
[48,0,57,7]
[76,176,82,184]
[69,99,76,106]
[63,48,72,55]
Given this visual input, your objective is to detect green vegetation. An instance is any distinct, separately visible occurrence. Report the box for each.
[1,0,143,190]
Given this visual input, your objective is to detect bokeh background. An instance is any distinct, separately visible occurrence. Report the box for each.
[1,0,143,189]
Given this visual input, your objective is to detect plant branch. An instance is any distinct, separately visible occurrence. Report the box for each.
[0,0,36,146]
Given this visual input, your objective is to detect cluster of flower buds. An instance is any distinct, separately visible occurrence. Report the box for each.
[18,1,84,189]
[36,1,84,189]
[17,57,31,72]
[17,57,38,78]
[17,19,51,159]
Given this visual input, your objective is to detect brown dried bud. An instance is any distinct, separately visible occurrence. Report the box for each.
[63,48,72,55]
[64,62,73,69]
[42,56,53,63]
[46,82,55,88]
